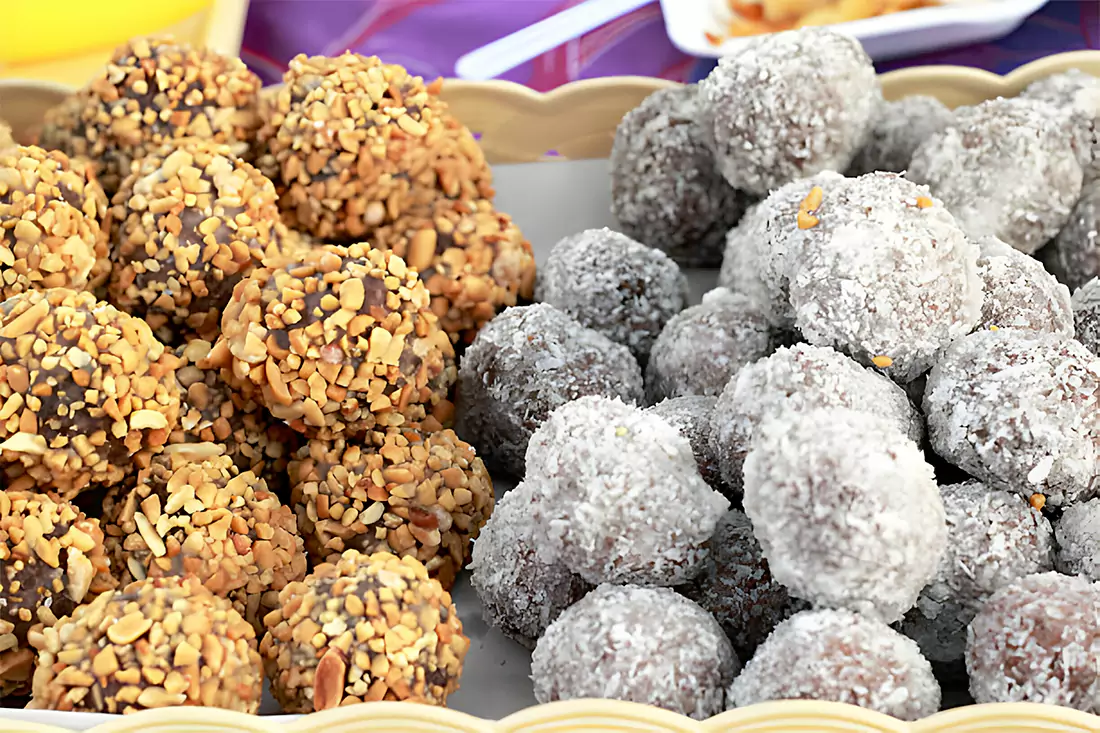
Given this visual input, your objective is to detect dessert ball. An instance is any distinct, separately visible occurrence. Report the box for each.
[646,395,728,498]
[40,37,262,196]
[1055,498,1100,581]
[1043,179,1100,292]
[787,172,983,382]
[846,95,954,176]
[645,287,773,403]
[370,197,536,345]
[456,303,644,476]
[923,328,1100,506]
[535,228,687,362]
[470,481,590,650]
[698,28,877,196]
[729,608,940,721]
[0,491,113,697]
[258,52,491,240]
[211,244,455,440]
[261,550,468,712]
[967,571,1100,711]
[1073,277,1100,354]
[109,139,286,344]
[0,123,12,153]
[532,583,738,720]
[709,343,922,498]
[909,97,1083,254]
[29,574,262,713]
[610,85,750,267]
[0,288,181,498]
[743,407,945,623]
[1021,68,1100,182]
[677,509,807,659]
[974,235,1073,336]
[900,481,1054,664]
[525,396,729,586]
[289,427,494,588]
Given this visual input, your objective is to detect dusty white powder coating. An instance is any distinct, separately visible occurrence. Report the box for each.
[532,583,739,719]
[456,303,644,477]
[728,608,940,721]
[525,396,729,586]
[1072,277,1100,354]
[900,481,1054,664]
[1042,179,1100,292]
[1020,68,1100,182]
[646,395,728,498]
[908,97,1083,254]
[922,328,1100,506]
[709,343,922,496]
[847,95,955,176]
[609,85,751,267]
[787,172,984,383]
[1055,499,1100,581]
[535,228,688,362]
[974,235,1074,336]
[469,482,590,650]
[742,407,946,623]
[645,288,773,403]
[698,28,877,195]
[966,571,1100,711]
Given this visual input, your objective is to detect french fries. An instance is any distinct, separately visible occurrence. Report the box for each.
[708,0,937,43]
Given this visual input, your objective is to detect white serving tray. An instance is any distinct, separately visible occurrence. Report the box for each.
[659,0,1050,61]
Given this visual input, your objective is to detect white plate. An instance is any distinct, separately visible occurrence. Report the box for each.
[659,0,1050,61]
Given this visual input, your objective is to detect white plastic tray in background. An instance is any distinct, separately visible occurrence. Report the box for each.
[659,0,1050,61]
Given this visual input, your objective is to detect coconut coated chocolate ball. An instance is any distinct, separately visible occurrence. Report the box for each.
[967,572,1100,710]
[532,584,738,719]
[456,303,644,476]
[1021,68,1100,182]
[535,228,687,362]
[610,85,750,267]
[974,235,1073,336]
[470,481,590,650]
[909,97,1083,254]
[847,95,954,176]
[699,28,877,196]
[1073,278,1100,353]
[1055,499,1100,580]
[923,328,1100,506]
[646,395,728,498]
[729,608,940,721]
[1043,179,1100,292]
[261,550,468,712]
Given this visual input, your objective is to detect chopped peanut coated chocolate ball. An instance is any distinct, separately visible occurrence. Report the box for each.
[109,139,287,344]
[260,550,468,713]
[257,52,491,241]
[0,491,113,697]
[211,244,456,440]
[290,428,493,588]
[103,446,307,631]
[28,574,263,713]
[0,123,13,153]
[1073,278,1100,355]
[0,288,181,499]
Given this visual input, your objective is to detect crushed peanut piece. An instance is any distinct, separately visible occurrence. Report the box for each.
[1029,493,1046,511]
[872,355,894,368]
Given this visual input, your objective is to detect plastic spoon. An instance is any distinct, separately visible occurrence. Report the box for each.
[454,0,654,81]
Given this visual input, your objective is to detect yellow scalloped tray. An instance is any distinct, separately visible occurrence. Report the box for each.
[0,49,1099,733]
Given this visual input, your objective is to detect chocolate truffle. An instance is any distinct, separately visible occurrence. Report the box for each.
[212,243,456,440]
[532,584,738,720]
[1073,277,1100,354]
[610,85,750,267]
[535,228,687,362]
[1055,498,1100,580]
[846,95,954,176]
[974,235,1073,336]
[261,550,468,712]
[1043,179,1100,292]
[456,303,644,476]
[699,28,877,195]
[646,395,728,497]
[729,608,940,721]
[28,574,263,713]
[1021,68,1100,182]
[0,288,181,498]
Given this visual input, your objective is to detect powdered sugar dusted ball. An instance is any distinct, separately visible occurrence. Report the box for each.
[456,304,644,476]
[610,85,750,267]
[532,584,738,719]
[535,229,687,362]
[923,328,1100,506]
[710,343,922,498]
[525,396,729,586]
[1055,499,1100,581]
[974,235,1073,336]
[967,572,1100,710]
[729,608,940,721]
[1073,278,1100,353]
[847,95,955,176]
[469,482,590,650]
[1043,179,1100,292]
[646,396,727,497]
[909,97,1083,254]
[646,288,773,403]
[698,28,877,195]
[900,481,1054,664]
[787,172,983,382]
[1020,68,1100,182]
[743,407,945,623]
